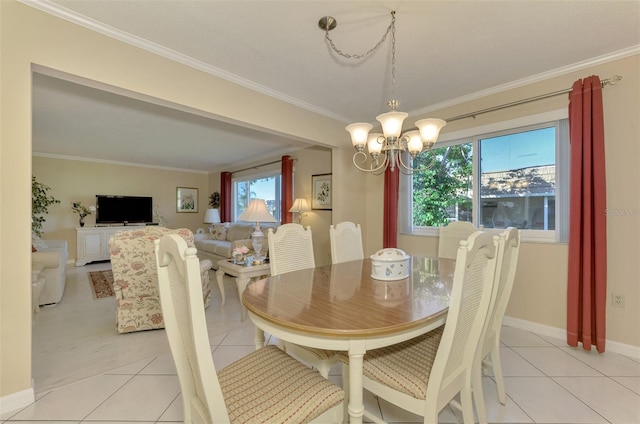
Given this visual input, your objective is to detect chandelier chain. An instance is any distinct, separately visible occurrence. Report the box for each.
[390,12,397,108]
[324,11,395,60]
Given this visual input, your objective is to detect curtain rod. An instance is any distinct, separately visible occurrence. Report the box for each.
[444,74,622,123]
[231,159,289,175]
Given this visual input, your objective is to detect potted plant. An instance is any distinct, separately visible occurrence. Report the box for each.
[71,202,95,227]
[32,175,60,236]
[209,192,220,209]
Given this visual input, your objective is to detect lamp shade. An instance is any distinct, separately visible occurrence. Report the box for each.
[367,133,384,155]
[416,118,447,144]
[376,110,408,138]
[404,130,423,154]
[288,198,310,213]
[238,199,277,223]
[203,208,220,224]
[346,123,373,149]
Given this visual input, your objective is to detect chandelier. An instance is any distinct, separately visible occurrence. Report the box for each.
[319,11,446,174]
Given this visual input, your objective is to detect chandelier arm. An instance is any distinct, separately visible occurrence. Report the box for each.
[352,151,389,173]
[323,12,395,60]
[396,150,442,175]
[371,154,390,176]
[397,152,418,175]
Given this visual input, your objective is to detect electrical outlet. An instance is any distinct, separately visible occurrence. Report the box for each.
[612,293,625,308]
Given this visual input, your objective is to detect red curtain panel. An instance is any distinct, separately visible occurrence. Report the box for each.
[567,75,607,353]
[383,166,399,248]
[220,171,232,223]
[281,155,294,224]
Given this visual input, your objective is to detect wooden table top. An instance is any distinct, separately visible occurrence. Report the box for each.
[242,256,455,338]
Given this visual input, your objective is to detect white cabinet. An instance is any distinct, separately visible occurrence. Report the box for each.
[76,226,143,266]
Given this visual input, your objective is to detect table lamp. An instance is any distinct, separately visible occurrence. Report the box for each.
[203,208,221,234]
[238,199,277,261]
[288,198,310,224]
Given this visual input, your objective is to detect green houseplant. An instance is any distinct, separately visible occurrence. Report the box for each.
[209,192,220,209]
[32,175,60,236]
[71,201,94,227]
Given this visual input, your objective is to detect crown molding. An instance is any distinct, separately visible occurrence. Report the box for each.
[410,45,640,118]
[32,152,210,174]
[19,0,348,123]
[20,1,639,124]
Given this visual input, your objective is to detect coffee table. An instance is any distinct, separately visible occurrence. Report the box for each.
[215,259,270,321]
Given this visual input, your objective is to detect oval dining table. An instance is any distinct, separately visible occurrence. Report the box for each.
[242,256,455,424]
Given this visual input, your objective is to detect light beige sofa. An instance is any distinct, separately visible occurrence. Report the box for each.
[109,227,212,333]
[194,222,278,268]
[32,238,68,305]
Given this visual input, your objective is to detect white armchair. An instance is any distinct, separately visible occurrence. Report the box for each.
[32,239,68,305]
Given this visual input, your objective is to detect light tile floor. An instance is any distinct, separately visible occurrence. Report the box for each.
[2,263,640,423]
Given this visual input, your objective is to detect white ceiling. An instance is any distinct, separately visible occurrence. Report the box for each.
[29,1,640,172]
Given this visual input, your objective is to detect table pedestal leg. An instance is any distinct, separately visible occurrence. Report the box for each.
[235,276,250,321]
[348,343,366,424]
[215,269,226,306]
[253,326,265,350]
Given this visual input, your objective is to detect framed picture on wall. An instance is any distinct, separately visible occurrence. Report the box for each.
[311,173,332,210]
[176,187,198,213]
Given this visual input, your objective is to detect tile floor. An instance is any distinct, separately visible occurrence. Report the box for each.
[2,263,640,423]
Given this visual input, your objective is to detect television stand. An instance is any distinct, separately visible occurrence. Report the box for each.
[76,226,123,266]
[76,224,163,265]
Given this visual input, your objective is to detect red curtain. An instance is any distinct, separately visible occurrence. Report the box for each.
[281,155,294,224]
[567,75,607,353]
[383,167,399,248]
[220,171,232,223]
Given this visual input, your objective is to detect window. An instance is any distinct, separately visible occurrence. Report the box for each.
[232,172,281,222]
[401,117,569,242]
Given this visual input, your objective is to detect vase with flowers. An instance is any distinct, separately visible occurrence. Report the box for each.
[72,201,96,227]
[232,245,249,265]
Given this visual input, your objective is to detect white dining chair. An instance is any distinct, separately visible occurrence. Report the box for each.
[329,221,364,264]
[154,234,344,423]
[267,223,316,275]
[341,231,500,423]
[437,221,477,259]
[267,223,340,378]
[472,227,521,423]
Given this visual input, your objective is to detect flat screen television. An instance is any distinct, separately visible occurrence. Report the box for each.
[95,195,153,224]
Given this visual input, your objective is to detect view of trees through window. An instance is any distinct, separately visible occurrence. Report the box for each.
[412,143,473,227]
[412,124,557,230]
[233,174,281,221]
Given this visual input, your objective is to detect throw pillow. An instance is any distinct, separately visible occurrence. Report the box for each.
[31,233,48,251]
[211,223,227,241]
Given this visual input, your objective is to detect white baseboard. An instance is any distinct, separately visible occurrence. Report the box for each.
[503,316,640,360]
[0,385,34,416]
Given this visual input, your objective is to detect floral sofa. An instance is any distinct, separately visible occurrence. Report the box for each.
[194,222,278,268]
[109,227,212,334]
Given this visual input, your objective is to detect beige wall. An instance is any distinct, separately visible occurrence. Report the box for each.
[210,146,333,266]
[2,0,638,406]
[32,156,210,261]
[390,54,639,350]
[290,147,333,266]
[0,1,351,402]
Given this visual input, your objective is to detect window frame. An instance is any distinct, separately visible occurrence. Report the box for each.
[231,169,282,222]
[400,109,569,243]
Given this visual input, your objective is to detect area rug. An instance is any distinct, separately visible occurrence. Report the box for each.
[88,270,115,299]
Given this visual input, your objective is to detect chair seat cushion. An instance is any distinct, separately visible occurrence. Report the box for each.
[294,345,339,361]
[218,345,343,423]
[341,326,444,400]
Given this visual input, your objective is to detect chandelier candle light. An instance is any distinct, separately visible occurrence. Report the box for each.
[319,11,446,174]
[238,199,277,262]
